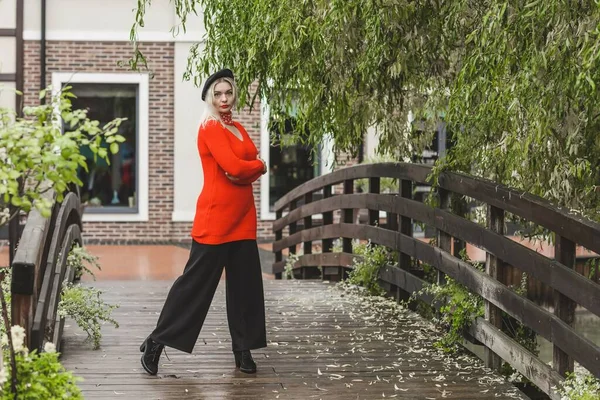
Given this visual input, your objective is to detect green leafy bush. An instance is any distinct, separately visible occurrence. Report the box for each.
[414,276,484,353]
[284,252,300,280]
[67,244,101,281]
[346,241,394,296]
[558,373,600,400]
[410,250,485,353]
[0,86,125,220]
[0,270,9,339]
[58,283,119,350]
[0,326,82,399]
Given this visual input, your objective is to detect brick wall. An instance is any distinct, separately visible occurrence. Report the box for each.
[24,40,186,243]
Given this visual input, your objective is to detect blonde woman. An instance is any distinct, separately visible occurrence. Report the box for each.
[140,69,267,375]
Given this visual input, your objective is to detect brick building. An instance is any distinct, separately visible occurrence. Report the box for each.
[1,0,378,243]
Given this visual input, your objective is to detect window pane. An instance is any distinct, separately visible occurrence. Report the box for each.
[268,118,319,211]
[68,83,138,211]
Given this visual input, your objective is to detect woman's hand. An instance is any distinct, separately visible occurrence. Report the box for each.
[257,156,267,174]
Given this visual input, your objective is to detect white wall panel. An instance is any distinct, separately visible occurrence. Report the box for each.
[0,37,16,74]
[0,82,17,111]
[0,0,16,29]
[24,0,205,42]
[172,41,205,222]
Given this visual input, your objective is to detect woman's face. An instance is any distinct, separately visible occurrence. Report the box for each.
[212,81,234,113]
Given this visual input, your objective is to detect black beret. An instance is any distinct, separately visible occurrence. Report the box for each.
[201,68,235,101]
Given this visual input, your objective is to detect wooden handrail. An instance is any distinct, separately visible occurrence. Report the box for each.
[274,163,431,210]
[11,189,82,351]
[11,191,55,348]
[274,163,600,254]
[274,193,600,317]
[31,192,82,351]
[437,171,600,255]
[272,162,600,398]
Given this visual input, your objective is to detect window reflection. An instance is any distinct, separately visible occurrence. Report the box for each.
[268,118,320,212]
[67,83,138,212]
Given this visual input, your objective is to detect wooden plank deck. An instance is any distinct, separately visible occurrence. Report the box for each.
[60,280,526,399]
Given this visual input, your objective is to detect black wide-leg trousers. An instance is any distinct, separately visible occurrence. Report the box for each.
[149,239,267,354]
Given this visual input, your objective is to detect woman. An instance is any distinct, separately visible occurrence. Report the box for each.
[140,68,268,376]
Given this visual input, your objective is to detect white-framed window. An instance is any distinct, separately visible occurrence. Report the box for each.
[51,72,149,222]
[260,103,334,220]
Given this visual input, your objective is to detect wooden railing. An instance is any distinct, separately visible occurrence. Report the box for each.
[271,162,600,399]
[10,189,83,353]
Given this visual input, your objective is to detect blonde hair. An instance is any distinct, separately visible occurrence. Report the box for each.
[199,77,238,127]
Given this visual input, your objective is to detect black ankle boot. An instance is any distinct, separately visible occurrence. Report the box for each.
[140,337,164,375]
[234,350,257,374]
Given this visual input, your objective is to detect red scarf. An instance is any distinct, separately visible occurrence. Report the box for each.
[220,112,235,126]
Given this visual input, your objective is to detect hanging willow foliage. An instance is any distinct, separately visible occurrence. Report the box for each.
[130,0,600,219]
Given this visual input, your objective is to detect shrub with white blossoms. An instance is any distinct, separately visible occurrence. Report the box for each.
[0,325,82,398]
[2,326,26,354]
[43,342,56,354]
[0,209,9,227]
[58,282,119,350]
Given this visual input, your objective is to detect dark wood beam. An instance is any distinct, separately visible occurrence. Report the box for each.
[0,28,16,36]
[0,73,16,82]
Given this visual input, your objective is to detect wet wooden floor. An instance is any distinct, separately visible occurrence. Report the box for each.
[60,280,526,399]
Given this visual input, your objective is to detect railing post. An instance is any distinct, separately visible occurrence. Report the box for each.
[453,195,467,257]
[384,175,399,231]
[342,180,354,280]
[368,177,380,226]
[274,209,283,280]
[436,189,451,285]
[386,197,399,232]
[288,200,298,279]
[302,193,313,279]
[554,235,576,377]
[343,180,354,251]
[484,205,505,370]
[397,179,413,302]
[322,185,334,280]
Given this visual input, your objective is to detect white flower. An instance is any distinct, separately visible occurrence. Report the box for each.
[10,325,26,353]
[0,366,7,386]
[0,208,9,225]
[43,342,57,353]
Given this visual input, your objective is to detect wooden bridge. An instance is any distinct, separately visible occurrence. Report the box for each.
[7,162,600,399]
[58,279,525,399]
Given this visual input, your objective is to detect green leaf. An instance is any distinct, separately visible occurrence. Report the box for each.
[585,75,596,91]
[110,142,119,155]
